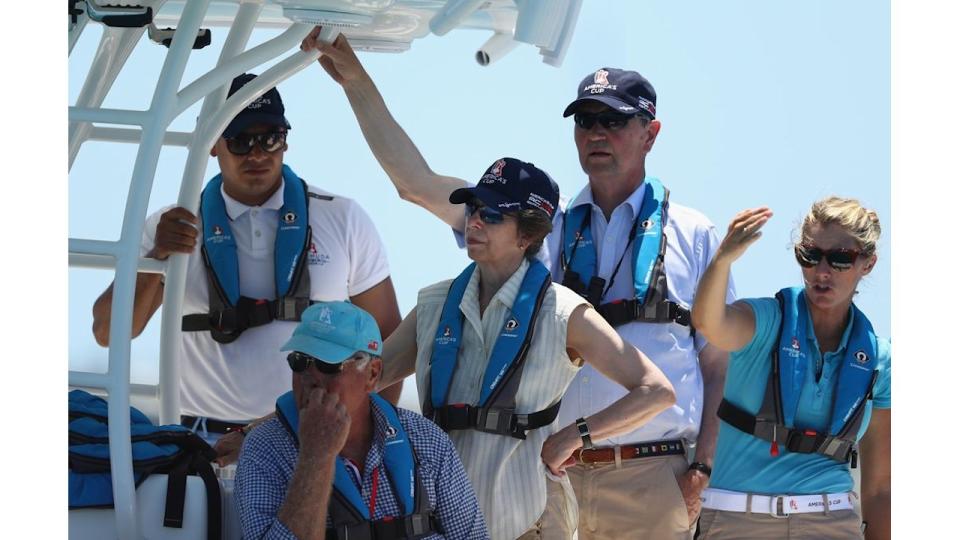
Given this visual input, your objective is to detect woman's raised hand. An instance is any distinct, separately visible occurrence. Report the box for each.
[716,207,774,264]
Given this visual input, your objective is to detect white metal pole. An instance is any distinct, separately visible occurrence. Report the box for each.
[105,1,210,538]
[69,26,147,168]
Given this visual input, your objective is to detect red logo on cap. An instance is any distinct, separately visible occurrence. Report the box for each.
[368,340,379,351]
[491,159,506,178]
[594,69,610,85]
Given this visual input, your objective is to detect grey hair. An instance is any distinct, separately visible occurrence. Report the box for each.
[346,351,376,371]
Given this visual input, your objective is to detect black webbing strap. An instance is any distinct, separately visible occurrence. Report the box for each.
[327,512,442,540]
[160,452,222,540]
[163,460,188,528]
[596,298,691,327]
[429,400,562,440]
[717,398,856,462]
[181,297,316,332]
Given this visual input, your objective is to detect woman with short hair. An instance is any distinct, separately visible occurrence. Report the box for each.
[691,197,890,539]
[379,157,676,540]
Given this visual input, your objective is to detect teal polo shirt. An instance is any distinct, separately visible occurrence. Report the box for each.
[710,297,891,495]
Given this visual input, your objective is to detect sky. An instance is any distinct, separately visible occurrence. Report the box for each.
[67,0,891,387]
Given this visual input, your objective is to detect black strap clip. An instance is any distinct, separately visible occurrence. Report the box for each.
[785,428,824,454]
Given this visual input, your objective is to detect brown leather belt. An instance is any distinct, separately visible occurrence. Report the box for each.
[575,439,686,464]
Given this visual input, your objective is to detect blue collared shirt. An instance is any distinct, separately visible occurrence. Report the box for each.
[711,297,891,495]
[235,400,489,539]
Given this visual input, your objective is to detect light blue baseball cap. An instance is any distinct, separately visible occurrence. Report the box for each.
[280,301,382,364]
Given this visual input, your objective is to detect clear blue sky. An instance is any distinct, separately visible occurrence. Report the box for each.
[68,0,890,384]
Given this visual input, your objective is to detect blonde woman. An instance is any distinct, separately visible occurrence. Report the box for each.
[691,198,890,539]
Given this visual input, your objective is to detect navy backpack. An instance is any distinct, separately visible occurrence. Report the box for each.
[68,390,221,540]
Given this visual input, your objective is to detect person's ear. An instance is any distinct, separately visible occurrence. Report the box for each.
[365,357,383,392]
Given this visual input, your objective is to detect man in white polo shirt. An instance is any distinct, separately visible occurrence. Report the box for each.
[302,30,736,539]
[92,73,402,465]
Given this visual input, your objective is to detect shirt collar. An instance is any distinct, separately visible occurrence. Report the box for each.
[460,258,531,317]
[804,302,856,354]
[568,178,649,219]
[219,178,285,220]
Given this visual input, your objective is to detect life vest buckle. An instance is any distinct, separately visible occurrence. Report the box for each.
[476,407,519,437]
[785,428,824,454]
[276,297,313,321]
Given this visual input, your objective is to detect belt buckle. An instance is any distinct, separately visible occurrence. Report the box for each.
[769,495,790,518]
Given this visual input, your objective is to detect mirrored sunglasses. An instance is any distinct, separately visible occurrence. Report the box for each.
[286,351,344,375]
[465,200,509,225]
[573,111,639,131]
[224,131,287,155]
[794,244,862,271]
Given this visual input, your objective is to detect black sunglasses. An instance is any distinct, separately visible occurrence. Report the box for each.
[287,351,344,375]
[794,244,862,271]
[224,131,287,155]
[465,200,509,225]
[573,111,641,131]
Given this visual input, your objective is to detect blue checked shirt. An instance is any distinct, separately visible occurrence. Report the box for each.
[235,400,489,540]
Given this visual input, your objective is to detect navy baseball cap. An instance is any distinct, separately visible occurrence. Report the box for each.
[449,157,560,219]
[222,73,292,138]
[280,302,382,364]
[562,68,657,120]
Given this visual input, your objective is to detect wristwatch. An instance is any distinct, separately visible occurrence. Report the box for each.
[688,461,712,477]
[575,417,595,450]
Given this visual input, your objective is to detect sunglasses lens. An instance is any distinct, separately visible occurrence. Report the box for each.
[479,207,505,224]
[287,352,309,372]
[574,112,634,130]
[466,201,505,224]
[795,246,820,268]
[826,251,858,270]
[225,132,286,154]
[261,132,285,152]
[226,136,254,155]
[574,114,596,130]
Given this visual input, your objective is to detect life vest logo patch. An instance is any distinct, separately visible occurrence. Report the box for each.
[783,336,802,358]
[436,326,456,346]
[855,350,869,364]
[208,224,229,244]
[283,211,297,224]
[504,318,520,335]
[384,425,397,439]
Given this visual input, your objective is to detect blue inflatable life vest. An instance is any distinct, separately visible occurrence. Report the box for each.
[275,391,440,539]
[561,178,691,329]
[423,260,560,439]
[68,390,221,540]
[181,164,321,343]
[717,287,880,463]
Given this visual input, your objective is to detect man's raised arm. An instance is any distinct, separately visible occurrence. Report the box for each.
[302,28,468,232]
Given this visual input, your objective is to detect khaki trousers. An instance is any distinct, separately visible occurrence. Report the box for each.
[538,453,694,540]
[696,507,863,540]
[517,476,577,539]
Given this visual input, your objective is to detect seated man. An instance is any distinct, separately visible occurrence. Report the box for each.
[235,301,488,540]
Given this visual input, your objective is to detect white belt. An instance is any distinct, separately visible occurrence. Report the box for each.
[701,488,855,518]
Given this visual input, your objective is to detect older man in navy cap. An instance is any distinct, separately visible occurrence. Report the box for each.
[235,301,487,540]
[304,28,736,539]
[92,73,404,466]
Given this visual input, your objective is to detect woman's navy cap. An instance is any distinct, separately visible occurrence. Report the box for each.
[562,67,657,120]
[222,73,292,138]
[449,157,560,219]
